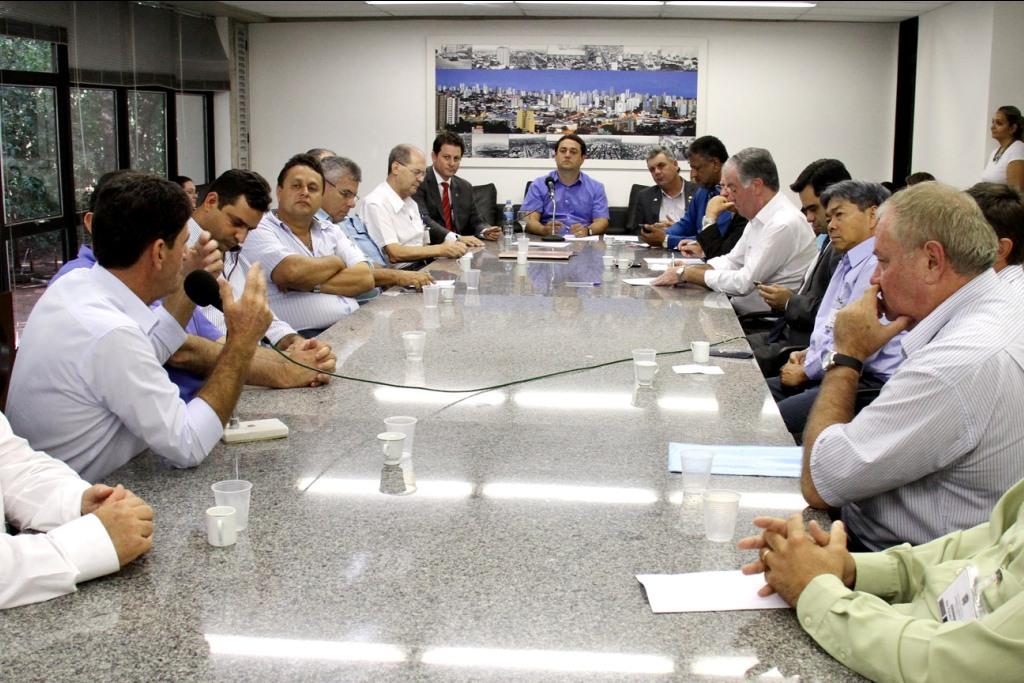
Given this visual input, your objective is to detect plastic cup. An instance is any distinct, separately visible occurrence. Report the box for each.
[377,431,406,465]
[401,331,426,361]
[691,340,711,363]
[458,253,473,272]
[517,236,529,254]
[439,282,455,303]
[602,254,615,269]
[465,269,481,290]
[634,360,657,386]
[617,255,633,269]
[383,415,417,455]
[703,489,741,542]
[212,480,252,531]
[422,283,440,308]
[206,505,237,547]
[680,449,714,497]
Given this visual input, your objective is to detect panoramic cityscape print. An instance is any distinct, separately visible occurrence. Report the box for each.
[434,43,700,160]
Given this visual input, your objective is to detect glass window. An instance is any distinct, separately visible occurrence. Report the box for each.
[128,90,167,176]
[176,93,208,184]
[10,229,65,338]
[71,88,118,211]
[0,85,62,225]
[0,35,56,72]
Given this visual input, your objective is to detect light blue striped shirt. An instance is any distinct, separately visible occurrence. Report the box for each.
[810,269,1024,550]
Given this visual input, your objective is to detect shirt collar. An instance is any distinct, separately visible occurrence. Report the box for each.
[90,265,159,335]
[841,236,875,270]
[378,181,409,214]
[900,269,1000,357]
[549,169,583,188]
[315,208,332,224]
[187,216,203,243]
[749,191,789,227]
[433,167,452,188]
[659,181,685,200]
[997,264,1024,285]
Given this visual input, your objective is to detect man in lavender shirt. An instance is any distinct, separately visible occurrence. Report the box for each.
[767,180,904,436]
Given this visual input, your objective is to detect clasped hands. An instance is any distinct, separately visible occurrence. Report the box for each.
[737,514,856,606]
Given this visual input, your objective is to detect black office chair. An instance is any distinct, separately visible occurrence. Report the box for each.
[471,182,497,226]
[623,183,649,235]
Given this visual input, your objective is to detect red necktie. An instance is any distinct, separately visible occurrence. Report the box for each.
[441,181,453,231]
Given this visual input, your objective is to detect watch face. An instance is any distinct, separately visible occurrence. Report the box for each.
[822,350,835,369]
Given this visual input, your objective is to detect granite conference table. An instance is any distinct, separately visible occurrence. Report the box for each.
[3,238,865,682]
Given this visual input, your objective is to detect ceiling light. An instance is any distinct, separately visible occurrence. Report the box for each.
[667,1,815,7]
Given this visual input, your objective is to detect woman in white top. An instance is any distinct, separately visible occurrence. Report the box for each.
[981,105,1024,190]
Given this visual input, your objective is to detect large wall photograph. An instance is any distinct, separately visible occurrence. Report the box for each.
[432,42,702,162]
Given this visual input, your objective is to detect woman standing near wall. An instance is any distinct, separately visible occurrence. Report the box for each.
[982,106,1024,190]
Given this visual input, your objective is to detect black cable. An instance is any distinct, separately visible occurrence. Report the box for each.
[267,336,746,394]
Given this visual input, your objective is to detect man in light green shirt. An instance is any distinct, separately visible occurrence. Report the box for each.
[738,477,1024,683]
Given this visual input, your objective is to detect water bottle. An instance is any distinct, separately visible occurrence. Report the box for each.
[502,200,515,244]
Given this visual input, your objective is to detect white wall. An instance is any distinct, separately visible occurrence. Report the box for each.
[913,2,995,188]
[988,2,1024,136]
[249,18,898,206]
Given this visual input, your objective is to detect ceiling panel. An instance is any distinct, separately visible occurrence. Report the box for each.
[210,0,951,23]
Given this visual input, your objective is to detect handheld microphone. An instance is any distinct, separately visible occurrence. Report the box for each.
[184,270,274,347]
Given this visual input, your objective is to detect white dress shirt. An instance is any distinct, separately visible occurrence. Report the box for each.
[186,218,297,346]
[242,212,369,332]
[659,186,688,225]
[810,269,1024,550]
[0,412,118,609]
[7,266,223,483]
[362,180,429,254]
[704,192,816,315]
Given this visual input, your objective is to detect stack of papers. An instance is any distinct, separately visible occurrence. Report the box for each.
[672,364,724,375]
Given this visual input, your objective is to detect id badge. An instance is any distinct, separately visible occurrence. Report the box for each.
[938,566,980,622]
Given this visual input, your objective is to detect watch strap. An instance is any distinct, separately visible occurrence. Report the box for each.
[827,353,863,374]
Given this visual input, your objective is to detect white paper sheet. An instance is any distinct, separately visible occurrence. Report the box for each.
[643,257,704,267]
[648,264,669,272]
[622,277,658,286]
[608,235,640,242]
[563,235,600,242]
[636,571,789,613]
[672,364,725,375]
[528,241,571,248]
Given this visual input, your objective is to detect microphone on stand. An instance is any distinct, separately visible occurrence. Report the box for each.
[541,176,565,242]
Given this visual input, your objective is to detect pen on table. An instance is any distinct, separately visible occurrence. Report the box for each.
[564,281,601,287]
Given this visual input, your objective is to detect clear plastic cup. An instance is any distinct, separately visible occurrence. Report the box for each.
[422,283,440,308]
[383,415,417,455]
[212,480,252,531]
[465,269,481,289]
[439,282,455,303]
[617,255,633,269]
[458,253,473,272]
[377,431,406,464]
[401,330,426,361]
[680,449,714,497]
[632,348,658,387]
[703,489,741,542]
[602,254,615,269]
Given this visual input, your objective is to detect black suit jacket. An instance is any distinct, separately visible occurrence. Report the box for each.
[629,180,697,233]
[413,169,488,244]
[695,212,747,260]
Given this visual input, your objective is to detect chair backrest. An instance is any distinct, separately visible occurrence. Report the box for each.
[472,183,498,226]
[624,183,651,235]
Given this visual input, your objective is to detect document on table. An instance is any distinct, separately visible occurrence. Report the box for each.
[623,277,658,286]
[673,364,724,375]
[563,235,600,242]
[530,241,571,248]
[609,235,639,242]
[668,442,802,478]
[636,571,789,613]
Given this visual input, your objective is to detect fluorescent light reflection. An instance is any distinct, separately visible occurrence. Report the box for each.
[422,646,674,674]
[373,387,506,406]
[690,655,760,677]
[656,396,720,413]
[483,482,657,504]
[298,477,475,499]
[668,1,815,7]
[205,634,406,663]
[668,491,806,510]
[514,390,638,411]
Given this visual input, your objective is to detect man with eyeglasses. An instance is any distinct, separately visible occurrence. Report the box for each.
[317,155,434,298]
[363,144,469,265]
[241,153,375,337]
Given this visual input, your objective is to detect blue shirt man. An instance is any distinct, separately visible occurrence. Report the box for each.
[521,134,610,237]
[49,244,221,402]
[315,207,386,266]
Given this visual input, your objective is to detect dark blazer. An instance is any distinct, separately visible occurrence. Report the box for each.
[749,240,842,374]
[630,180,697,232]
[695,212,747,260]
[413,168,488,244]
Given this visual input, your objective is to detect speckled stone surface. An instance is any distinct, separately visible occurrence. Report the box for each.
[1,240,866,682]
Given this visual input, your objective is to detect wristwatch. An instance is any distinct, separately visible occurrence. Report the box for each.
[822,351,863,374]
[587,226,592,236]
[701,215,716,230]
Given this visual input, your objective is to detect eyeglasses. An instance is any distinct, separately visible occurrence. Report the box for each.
[398,162,426,179]
[324,178,358,201]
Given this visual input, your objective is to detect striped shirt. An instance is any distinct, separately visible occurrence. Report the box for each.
[810,269,1024,550]
[241,212,368,332]
[186,218,297,346]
